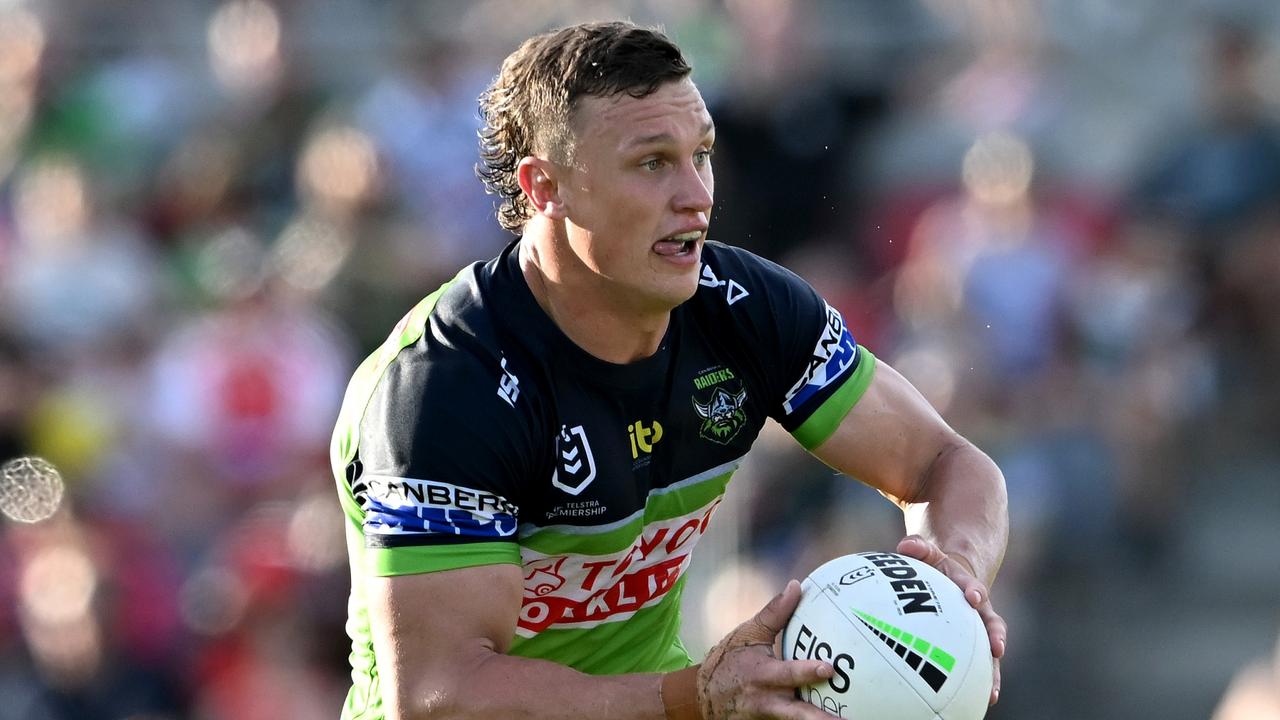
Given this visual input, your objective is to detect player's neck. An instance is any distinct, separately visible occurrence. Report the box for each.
[519,235,670,364]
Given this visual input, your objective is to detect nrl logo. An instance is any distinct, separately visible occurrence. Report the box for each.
[551,425,597,495]
[691,367,748,444]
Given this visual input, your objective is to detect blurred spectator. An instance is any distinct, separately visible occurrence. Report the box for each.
[355,38,507,277]
[1135,21,1280,242]
[4,155,161,357]
[3,512,185,719]
[142,265,351,555]
[708,0,888,260]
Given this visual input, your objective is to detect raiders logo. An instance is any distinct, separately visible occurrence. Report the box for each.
[691,367,748,445]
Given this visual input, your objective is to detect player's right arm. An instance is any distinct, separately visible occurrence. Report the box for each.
[367,565,836,720]
[368,564,661,719]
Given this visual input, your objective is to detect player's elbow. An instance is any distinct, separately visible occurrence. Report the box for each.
[383,675,463,720]
[905,434,1004,507]
[384,649,499,720]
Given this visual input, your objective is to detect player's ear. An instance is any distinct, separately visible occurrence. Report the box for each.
[517,157,567,220]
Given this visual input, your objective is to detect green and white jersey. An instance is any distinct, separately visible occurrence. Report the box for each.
[331,240,876,719]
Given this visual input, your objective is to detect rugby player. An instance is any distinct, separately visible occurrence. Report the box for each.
[331,21,1008,720]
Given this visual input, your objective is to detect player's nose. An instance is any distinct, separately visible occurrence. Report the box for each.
[673,160,713,216]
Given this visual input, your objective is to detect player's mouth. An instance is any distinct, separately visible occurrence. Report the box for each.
[652,230,704,263]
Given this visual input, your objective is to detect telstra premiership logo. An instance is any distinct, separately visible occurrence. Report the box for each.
[627,420,663,459]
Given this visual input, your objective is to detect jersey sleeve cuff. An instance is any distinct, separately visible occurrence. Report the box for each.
[790,347,877,450]
[366,541,522,577]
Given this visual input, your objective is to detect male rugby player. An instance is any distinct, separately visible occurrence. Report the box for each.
[331,21,1008,720]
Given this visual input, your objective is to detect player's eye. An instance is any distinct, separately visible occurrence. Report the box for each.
[694,148,714,166]
[642,157,666,172]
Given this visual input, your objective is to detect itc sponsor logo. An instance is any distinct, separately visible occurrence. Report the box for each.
[627,420,663,459]
[516,499,721,634]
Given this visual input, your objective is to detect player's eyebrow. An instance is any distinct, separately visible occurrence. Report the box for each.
[623,121,716,151]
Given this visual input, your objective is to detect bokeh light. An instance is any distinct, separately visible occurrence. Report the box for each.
[193,225,266,301]
[0,456,66,524]
[158,131,239,216]
[700,560,774,643]
[13,155,90,251]
[0,89,32,181]
[207,0,282,95]
[891,346,959,416]
[179,565,250,636]
[296,125,381,212]
[272,212,355,294]
[20,543,98,625]
[962,131,1034,206]
[0,5,45,87]
[286,490,347,572]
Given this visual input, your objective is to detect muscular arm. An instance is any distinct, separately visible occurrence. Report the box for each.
[808,358,1008,702]
[809,358,1007,586]
[369,563,837,720]
[368,563,666,720]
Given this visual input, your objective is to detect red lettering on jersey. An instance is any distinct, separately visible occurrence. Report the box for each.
[517,502,727,635]
[518,555,687,633]
[665,519,700,554]
[580,559,615,591]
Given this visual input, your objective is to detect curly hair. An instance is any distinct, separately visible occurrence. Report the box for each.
[477,22,692,233]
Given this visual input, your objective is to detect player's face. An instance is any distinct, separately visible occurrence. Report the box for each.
[557,78,715,312]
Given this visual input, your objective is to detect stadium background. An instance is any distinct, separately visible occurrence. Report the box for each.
[1,1,1278,718]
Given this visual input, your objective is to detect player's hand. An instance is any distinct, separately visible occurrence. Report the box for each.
[697,579,838,719]
[897,535,1006,705]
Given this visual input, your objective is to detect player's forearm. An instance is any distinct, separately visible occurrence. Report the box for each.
[389,650,685,720]
[902,438,1008,587]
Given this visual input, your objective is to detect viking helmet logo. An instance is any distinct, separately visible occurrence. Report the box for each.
[693,386,748,444]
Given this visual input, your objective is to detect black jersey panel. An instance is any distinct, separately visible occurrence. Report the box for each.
[355,271,541,550]
[692,243,864,432]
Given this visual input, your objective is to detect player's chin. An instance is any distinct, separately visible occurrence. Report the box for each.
[644,274,699,310]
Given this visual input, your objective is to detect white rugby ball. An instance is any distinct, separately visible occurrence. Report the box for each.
[781,552,992,720]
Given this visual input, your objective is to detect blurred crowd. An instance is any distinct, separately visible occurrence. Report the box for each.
[1,1,1278,719]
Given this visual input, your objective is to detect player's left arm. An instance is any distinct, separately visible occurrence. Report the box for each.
[808,357,1008,704]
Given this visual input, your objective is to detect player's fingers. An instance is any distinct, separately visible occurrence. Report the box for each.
[896,534,947,567]
[741,579,802,641]
[952,571,988,609]
[976,602,1007,659]
[754,658,834,689]
[990,656,1002,705]
[752,691,848,720]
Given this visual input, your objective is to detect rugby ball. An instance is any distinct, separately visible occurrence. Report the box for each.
[782,552,992,719]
